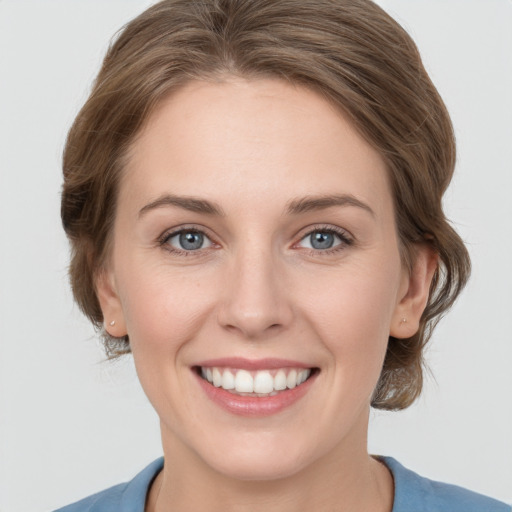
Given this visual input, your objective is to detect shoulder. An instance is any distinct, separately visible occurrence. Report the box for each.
[53,483,127,512]
[53,458,164,512]
[381,457,511,512]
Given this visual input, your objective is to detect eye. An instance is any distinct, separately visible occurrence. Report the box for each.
[164,229,213,251]
[297,228,351,251]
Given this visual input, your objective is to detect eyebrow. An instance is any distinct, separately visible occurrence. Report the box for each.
[138,194,225,218]
[286,194,375,217]
[138,193,374,218]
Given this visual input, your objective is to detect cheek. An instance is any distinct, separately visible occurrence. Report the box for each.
[116,259,218,356]
[115,265,219,414]
[299,257,401,381]
[306,260,400,336]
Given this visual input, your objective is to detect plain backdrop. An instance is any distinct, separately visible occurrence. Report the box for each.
[0,1,511,511]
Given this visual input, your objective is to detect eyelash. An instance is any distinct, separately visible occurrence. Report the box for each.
[295,224,354,256]
[158,225,215,257]
[157,224,354,256]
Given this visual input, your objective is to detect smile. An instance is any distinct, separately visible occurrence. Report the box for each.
[199,367,312,396]
[193,359,319,416]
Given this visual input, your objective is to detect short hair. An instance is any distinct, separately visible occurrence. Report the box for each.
[61,0,471,410]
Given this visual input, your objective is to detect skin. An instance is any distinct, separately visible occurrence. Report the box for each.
[97,78,436,511]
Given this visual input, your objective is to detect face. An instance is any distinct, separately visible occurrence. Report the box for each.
[98,78,427,481]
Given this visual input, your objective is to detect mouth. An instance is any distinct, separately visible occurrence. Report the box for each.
[192,358,319,416]
[195,366,316,397]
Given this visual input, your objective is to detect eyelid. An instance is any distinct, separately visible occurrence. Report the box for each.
[156,223,354,255]
[157,224,219,254]
[168,231,212,250]
[293,224,354,252]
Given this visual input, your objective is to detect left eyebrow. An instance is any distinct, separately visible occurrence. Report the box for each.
[138,194,225,218]
[286,194,375,217]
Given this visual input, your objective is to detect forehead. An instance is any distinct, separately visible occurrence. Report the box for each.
[122,78,391,218]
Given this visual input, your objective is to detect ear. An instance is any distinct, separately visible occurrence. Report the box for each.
[95,269,127,338]
[390,245,438,339]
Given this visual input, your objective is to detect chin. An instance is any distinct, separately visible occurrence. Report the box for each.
[190,426,325,482]
[204,448,309,482]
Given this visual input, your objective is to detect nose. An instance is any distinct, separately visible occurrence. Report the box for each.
[217,245,293,340]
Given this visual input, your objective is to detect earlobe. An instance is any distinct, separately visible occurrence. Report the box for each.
[95,269,127,337]
[390,245,438,339]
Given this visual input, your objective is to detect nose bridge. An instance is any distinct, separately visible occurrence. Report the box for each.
[218,239,292,338]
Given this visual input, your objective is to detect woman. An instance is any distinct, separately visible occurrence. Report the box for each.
[55,0,510,510]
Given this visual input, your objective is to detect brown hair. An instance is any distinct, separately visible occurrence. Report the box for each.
[61,0,471,410]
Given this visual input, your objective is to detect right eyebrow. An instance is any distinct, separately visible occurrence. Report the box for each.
[138,194,225,218]
[286,193,375,217]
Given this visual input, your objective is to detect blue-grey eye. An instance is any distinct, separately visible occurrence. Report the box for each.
[310,232,335,249]
[167,230,212,251]
[299,230,343,250]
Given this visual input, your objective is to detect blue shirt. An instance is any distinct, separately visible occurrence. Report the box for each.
[54,457,511,512]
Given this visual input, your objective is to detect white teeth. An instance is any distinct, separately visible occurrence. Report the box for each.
[286,369,297,389]
[274,370,287,391]
[212,368,222,387]
[222,370,235,390]
[253,371,274,394]
[235,370,254,392]
[201,366,313,394]
[297,369,308,385]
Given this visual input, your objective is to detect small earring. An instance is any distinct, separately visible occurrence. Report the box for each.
[400,318,407,325]
[109,320,116,326]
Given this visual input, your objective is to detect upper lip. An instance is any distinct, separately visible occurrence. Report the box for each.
[194,357,314,370]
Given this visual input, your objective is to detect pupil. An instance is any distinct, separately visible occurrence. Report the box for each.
[311,232,334,250]
[180,232,203,250]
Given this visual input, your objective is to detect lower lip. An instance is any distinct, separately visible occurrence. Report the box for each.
[194,371,317,417]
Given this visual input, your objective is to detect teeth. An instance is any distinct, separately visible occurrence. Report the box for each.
[222,369,235,390]
[286,369,297,389]
[300,369,311,383]
[253,371,274,394]
[235,370,254,392]
[200,367,312,394]
[274,370,287,391]
[212,368,222,387]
